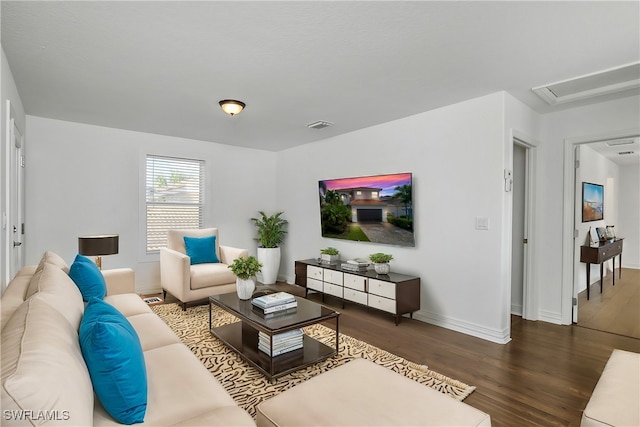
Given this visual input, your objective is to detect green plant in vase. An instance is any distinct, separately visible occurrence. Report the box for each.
[320,247,340,263]
[369,253,393,274]
[228,256,263,300]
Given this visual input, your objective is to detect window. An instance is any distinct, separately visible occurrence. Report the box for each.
[145,155,204,252]
[371,191,378,198]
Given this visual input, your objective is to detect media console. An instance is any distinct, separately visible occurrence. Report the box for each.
[294,259,420,325]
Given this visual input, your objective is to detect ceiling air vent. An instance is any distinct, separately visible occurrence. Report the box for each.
[307,120,333,130]
[532,62,640,105]
[605,139,635,147]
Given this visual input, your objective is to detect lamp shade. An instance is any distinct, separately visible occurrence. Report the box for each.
[219,99,245,116]
[78,235,119,256]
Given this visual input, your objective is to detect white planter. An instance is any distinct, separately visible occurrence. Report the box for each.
[374,263,390,274]
[257,247,280,285]
[320,254,339,263]
[236,277,256,300]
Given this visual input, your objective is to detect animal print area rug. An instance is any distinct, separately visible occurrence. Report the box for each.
[151,303,475,418]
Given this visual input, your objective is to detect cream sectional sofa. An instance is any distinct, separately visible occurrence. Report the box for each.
[1,251,255,426]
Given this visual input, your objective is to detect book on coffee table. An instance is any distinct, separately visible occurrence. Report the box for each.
[252,292,296,309]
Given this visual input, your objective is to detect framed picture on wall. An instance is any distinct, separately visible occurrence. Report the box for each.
[582,182,604,222]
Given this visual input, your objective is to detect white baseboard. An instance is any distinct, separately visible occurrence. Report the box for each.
[538,309,562,325]
[413,311,511,344]
[511,304,523,316]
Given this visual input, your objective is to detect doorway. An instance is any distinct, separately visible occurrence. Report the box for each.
[4,100,25,286]
[510,135,537,321]
[561,128,640,330]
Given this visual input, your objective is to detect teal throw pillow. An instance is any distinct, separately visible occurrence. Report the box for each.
[79,298,147,425]
[184,235,219,264]
[69,254,107,301]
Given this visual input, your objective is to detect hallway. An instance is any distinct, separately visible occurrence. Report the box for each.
[577,268,639,339]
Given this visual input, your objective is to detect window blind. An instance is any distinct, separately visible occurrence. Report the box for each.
[145,155,204,252]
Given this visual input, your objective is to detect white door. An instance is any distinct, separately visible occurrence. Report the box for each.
[8,114,25,279]
[511,143,527,316]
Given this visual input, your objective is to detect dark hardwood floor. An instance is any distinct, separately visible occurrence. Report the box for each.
[161,283,639,426]
[269,283,640,427]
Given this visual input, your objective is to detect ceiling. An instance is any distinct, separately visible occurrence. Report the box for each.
[588,137,640,166]
[1,1,639,152]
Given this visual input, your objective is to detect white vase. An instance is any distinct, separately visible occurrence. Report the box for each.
[257,247,280,285]
[374,263,390,274]
[320,254,339,264]
[236,277,256,300]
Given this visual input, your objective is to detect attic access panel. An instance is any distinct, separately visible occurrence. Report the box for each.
[533,62,640,105]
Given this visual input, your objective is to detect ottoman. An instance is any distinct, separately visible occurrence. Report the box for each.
[256,358,491,426]
[581,349,640,427]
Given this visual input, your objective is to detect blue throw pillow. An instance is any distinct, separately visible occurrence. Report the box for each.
[184,235,219,264]
[79,298,147,425]
[69,254,107,301]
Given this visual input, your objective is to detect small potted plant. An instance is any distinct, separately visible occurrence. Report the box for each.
[228,256,263,300]
[369,253,393,274]
[320,247,340,264]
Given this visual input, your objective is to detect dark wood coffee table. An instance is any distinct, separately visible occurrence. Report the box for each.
[208,292,340,380]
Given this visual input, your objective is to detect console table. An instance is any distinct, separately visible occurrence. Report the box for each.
[580,238,623,300]
[295,259,420,325]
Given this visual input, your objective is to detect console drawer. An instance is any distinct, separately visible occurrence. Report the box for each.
[368,295,396,314]
[343,273,366,292]
[308,265,323,281]
[324,282,343,298]
[343,288,367,305]
[307,277,323,292]
[324,269,343,285]
[368,278,395,300]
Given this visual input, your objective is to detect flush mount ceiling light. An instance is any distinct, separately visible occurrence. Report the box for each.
[219,99,246,116]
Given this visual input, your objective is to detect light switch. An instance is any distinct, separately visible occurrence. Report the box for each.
[475,217,489,230]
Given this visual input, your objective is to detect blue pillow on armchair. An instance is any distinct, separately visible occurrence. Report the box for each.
[79,298,147,424]
[184,235,219,264]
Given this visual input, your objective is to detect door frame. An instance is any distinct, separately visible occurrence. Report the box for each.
[512,131,538,320]
[561,127,640,324]
[504,129,539,323]
[4,100,25,287]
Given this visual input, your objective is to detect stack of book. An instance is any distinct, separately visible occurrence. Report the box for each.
[251,292,297,316]
[258,329,304,356]
[341,259,370,273]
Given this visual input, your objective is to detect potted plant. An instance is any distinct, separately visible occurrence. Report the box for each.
[228,256,263,300]
[251,211,288,285]
[320,247,340,264]
[369,253,393,274]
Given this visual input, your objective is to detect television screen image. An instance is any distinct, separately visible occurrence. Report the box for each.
[582,182,604,222]
[318,172,414,247]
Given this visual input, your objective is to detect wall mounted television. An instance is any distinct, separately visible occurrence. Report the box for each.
[318,172,414,247]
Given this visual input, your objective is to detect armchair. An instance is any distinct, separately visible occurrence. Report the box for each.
[160,228,248,310]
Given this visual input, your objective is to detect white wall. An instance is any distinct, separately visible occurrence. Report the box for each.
[277,92,513,343]
[618,163,640,268]
[540,95,640,323]
[1,48,26,292]
[575,145,619,291]
[24,117,278,293]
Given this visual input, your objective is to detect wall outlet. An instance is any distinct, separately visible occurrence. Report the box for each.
[475,217,489,230]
